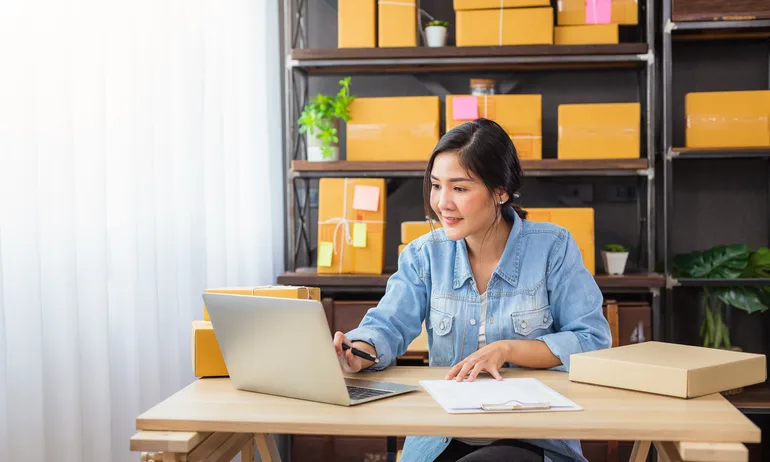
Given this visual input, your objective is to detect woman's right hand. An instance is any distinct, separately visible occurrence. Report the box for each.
[333,331,366,374]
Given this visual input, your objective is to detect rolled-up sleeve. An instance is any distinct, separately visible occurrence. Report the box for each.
[345,242,429,371]
[537,230,611,371]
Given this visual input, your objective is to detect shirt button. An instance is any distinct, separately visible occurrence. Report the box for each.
[521,320,527,329]
[443,437,449,443]
[490,315,494,325]
[543,316,549,324]
[439,321,445,330]
[470,319,476,326]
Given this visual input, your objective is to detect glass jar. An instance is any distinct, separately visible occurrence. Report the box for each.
[470,79,496,95]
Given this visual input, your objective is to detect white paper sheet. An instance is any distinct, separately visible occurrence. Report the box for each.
[419,377,583,414]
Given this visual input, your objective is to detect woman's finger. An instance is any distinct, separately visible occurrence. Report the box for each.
[446,359,467,380]
[467,362,486,382]
[488,365,503,381]
[333,331,348,356]
[455,360,475,382]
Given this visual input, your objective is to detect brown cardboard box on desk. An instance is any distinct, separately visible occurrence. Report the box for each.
[318,178,386,274]
[346,96,440,162]
[202,285,321,321]
[378,0,417,47]
[446,95,543,160]
[456,7,553,46]
[525,208,595,274]
[569,341,767,398]
[554,24,619,45]
[558,102,640,160]
[557,0,638,25]
[338,0,376,48]
[685,90,770,148]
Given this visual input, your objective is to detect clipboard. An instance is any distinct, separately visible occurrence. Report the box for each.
[480,399,551,412]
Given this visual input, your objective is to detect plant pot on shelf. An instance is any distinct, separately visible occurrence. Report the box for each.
[306,119,339,162]
[602,251,629,275]
[425,26,447,47]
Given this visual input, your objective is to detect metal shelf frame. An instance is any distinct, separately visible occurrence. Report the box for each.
[281,0,660,344]
[661,2,770,343]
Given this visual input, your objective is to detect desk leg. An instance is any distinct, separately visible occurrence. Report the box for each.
[630,441,651,462]
[255,433,282,462]
[241,436,256,462]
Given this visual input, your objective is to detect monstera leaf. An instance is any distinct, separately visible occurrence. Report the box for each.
[673,244,751,279]
[742,247,770,278]
[714,287,770,315]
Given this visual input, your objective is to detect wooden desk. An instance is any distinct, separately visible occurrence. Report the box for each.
[131,366,760,462]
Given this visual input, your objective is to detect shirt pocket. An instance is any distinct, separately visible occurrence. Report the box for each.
[428,300,456,366]
[511,305,554,337]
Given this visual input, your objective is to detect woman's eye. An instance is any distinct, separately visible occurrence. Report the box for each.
[431,183,440,190]
[454,187,466,192]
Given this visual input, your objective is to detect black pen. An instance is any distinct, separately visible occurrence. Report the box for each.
[342,343,380,364]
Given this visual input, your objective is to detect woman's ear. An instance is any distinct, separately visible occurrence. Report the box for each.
[496,190,510,205]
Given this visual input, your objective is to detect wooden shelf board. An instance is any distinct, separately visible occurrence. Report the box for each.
[671,147,770,159]
[727,382,770,415]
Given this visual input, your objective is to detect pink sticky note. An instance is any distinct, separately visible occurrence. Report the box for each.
[352,185,380,212]
[453,96,479,121]
[585,0,611,24]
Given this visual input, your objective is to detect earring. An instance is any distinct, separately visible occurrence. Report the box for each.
[499,200,504,204]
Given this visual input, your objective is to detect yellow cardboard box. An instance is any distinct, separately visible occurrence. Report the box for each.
[525,208,595,274]
[191,321,228,378]
[346,96,440,162]
[318,178,386,274]
[557,0,638,25]
[454,0,550,9]
[401,221,442,244]
[338,0,376,48]
[203,285,321,321]
[456,7,554,46]
[554,24,619,45]
[378,0,417,48]
[446,95,542,160]
[685,90,770,148]
[557,102,640,160]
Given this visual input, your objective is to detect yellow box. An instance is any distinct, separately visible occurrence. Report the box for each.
[570,342,766,399]
[401,221,442,244]
[554,24,619,44]
[203,285,321,321]
[457,8,554,47]
[318,178,386,274]
[525,208,595,274]
[557,103,640,160]
[347,97,440,162]
[557,0,638,25]
[685,91,770,148]
[446,95,542,160]
[378,0,417,48]
[454,0,550,9]
[191,321,228,378]
[398,243,406,256]
[338,0,376,48]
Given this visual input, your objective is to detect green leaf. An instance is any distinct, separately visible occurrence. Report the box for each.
[714,287,770,314]
[723,325,732,350]
[704,305,714,347]
[673,244,750,279]
[743,247,770,278]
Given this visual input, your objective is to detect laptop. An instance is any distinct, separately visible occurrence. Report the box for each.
[202,292,418,406]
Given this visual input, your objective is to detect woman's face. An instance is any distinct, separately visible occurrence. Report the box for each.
[429,152,503,242]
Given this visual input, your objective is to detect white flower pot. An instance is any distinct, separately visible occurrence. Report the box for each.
[305,120,339,162]
[425,26,447,47]
[602,251,629,276]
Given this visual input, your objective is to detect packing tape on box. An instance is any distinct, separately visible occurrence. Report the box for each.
[686,115,770,128]
[558,123,639,138]
[347,122,438,141]
[317,178,385,274]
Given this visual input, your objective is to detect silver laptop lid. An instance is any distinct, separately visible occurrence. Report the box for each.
[202,293,351,405]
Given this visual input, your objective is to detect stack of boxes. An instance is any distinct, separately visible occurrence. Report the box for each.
[338,0,418,48]
[454,0,554,46]
[191,286,321,377]
[685,90,770,148]
[554,0,638,45]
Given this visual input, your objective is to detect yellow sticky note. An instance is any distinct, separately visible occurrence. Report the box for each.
[319,241,334,267]
[353,223,367,248]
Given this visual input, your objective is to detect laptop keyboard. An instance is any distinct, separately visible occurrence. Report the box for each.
[347,385,394,401]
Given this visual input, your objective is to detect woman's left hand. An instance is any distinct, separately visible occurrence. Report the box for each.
[445,341,511,382]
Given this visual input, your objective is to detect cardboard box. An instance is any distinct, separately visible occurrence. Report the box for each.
[446,95,542,160]
[203,285,321,321]
[569,341,767,398]
[454,0,550,9]
[378,0,417,48]
[318,178,386,274]
[555,24,619,45]
[685,90,770,148]
[347,97,440,162]
[456,7,554,47]
[401,221,442,244]
[191,321,228,377]
[398,244,406,256]
[338,0,376,48]
[525,208,595,274]
[557,102,640,160]
[557,0,638,25]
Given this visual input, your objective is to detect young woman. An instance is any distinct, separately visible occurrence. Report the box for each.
[333,118,611,462]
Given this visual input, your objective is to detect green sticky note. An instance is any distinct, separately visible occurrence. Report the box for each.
[353,223,367,248]
[318,241,334,267]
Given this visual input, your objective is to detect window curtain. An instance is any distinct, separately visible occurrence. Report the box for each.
[0,0,283,461]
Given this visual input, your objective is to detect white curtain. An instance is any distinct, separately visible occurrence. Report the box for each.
[0,0,284,461]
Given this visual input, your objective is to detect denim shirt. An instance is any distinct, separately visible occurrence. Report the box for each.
[346,206,612,462]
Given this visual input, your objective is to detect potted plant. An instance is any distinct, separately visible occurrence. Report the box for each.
[424,20,449,47]
[298,77,355,162]
[602,244,629,275]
